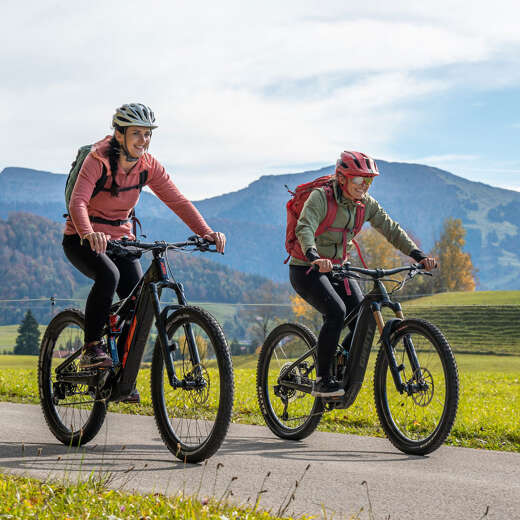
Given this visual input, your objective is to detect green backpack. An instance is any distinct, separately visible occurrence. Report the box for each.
[64,145,108,215]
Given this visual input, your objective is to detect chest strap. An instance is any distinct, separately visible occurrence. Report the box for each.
[89,216,130,226]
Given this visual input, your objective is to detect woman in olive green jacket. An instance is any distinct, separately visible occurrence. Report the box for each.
[289,151,436,397]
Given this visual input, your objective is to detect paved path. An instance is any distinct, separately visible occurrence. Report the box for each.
[1,402,518,519]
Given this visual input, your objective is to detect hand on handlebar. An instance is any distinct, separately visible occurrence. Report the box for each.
[203,231,226,254]
[83,231,111,254]
[419,257,437,271]
[311,258,333,273]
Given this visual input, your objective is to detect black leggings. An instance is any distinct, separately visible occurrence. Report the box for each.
[62,234,142,344]
[289,265,363,378]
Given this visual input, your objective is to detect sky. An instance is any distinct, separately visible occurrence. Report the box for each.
[2,0,520,200]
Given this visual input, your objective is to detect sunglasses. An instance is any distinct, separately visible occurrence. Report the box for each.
[351,176,373,186]
[339,173,374,187]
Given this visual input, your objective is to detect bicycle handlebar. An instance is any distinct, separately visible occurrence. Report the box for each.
[107,235,218,255]
[337,262,424,277]
[327,262,433,281]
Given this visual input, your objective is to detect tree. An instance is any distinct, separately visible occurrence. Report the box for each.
[237,282,291,353]
[432,218,476,292]
[14,310,41,355]
[357,227,407,270]
[290,293,322,335]
[229,339,245,356]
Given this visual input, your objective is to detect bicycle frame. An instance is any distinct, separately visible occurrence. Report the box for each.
[55,243,203,401]
[277,267,425,411]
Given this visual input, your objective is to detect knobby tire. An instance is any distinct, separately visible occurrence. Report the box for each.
[38,309,107,446]
[373,318,459,455]
[150,306,234,463]
[257,323,324,440]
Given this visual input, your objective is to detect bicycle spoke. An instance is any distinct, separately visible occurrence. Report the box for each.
[39,310,107,446]
[151,307,233,462]
[257,323,324,440]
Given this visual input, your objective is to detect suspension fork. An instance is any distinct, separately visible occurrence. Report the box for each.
[171,281,202,369]
[150,282,181,388]
[150,278,202,388]
[392,304,422,375]
[371,280,408,392]
[373,296,421,392]
[373,303,405,393]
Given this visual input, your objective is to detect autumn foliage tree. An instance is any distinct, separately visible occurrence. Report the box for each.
[356,227,407,269]
[290,293,322,335]
[432,217,476,292]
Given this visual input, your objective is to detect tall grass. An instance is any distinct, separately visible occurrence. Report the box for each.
[0,472,315,520]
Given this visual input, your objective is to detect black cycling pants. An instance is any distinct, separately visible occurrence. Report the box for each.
[62,234,142,344]
[289,265,363,378]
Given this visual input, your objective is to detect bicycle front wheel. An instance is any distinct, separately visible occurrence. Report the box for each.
[38,309,107,446]
[373,318,459,455]
[150,306,234,463]
[257,323,323,440]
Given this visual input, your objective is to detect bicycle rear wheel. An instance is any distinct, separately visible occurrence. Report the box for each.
[38,309,107,446]
[150,306,234,463]
[373,318,459,455]
[257,323,323,440]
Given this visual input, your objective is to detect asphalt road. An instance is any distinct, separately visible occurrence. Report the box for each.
[1,402,518,519]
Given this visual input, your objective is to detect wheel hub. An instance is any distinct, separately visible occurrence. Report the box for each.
[410,367,434,406]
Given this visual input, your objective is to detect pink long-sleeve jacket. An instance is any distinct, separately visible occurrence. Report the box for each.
[64,136,213,240]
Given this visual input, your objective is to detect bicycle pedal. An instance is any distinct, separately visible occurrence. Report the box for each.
[322,394,344,402]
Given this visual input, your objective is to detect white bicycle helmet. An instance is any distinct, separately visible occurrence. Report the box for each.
[112,103,158,129]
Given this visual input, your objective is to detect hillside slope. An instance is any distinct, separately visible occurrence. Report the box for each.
[0,212,289,325]
[1,160,519,289]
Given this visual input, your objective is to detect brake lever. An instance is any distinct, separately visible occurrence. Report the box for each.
[186,235,219,252]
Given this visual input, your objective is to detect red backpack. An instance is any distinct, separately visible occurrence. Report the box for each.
[284,175,367,267]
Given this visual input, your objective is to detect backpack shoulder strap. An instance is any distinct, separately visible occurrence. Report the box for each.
[138,169,148,191]
[352,200,366,235]
[315,184,338,236]
[91,163,108,198]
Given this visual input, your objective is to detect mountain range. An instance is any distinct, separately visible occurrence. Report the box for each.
[1,161,519,290]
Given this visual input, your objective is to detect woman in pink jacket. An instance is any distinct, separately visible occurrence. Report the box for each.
[63,103,225,384]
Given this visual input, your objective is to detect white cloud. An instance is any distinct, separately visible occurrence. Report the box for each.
[2,1,520,198]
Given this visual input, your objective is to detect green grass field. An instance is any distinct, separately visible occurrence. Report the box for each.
[404,290,520,306]
[0,325,47,353]
[1,352,518,453]
[396,305,520,354]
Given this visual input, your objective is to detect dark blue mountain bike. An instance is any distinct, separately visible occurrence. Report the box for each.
[38,236,234,463]
[257,263,459,455]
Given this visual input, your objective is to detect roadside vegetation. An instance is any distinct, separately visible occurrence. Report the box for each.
[1,352,518,453]
[0,472,314,520]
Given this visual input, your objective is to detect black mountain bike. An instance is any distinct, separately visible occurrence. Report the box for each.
[38,236,234,463]
[257,263,459,455]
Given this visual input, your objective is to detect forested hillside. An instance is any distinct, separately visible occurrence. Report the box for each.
[0,213,289,325]
[1,162,519,289]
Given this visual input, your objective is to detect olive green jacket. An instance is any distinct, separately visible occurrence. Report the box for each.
[290,180,419,266]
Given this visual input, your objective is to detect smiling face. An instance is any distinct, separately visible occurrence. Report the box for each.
[337,173,372,200]
[116,126,152,159]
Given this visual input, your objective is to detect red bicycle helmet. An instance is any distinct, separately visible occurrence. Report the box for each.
[335,151,379,177]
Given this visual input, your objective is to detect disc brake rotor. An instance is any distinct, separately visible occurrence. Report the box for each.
[410,367,434,406]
